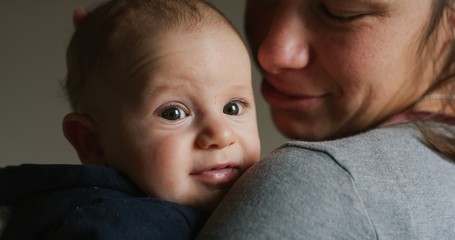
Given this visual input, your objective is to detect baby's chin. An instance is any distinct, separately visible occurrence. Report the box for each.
[184,189,228,212]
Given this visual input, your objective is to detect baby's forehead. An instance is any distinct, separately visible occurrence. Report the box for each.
[99,1,241,83]
[112,10,237,70]
[124,23,238,75]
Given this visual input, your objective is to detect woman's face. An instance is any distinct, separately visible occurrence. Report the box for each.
[246,0,452,140]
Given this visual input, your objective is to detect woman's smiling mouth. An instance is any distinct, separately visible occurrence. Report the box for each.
[261,79,328,111]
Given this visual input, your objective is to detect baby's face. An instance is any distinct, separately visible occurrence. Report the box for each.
[99,25,260,211]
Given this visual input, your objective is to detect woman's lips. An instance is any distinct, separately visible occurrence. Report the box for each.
[191,166,240,187]
[261,80,326,111]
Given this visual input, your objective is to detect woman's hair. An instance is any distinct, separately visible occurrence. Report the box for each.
[64,0,231,113]
[418,0,455,159]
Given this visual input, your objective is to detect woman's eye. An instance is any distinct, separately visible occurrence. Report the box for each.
[319,4,363,22]
[223,101,245,116]
[160,105,188,120]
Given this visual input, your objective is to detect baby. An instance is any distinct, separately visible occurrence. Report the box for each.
[0,0,260,239]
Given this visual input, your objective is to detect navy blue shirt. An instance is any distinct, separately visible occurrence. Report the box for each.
[0,164,206,240]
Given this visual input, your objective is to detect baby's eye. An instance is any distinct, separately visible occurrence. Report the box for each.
[160,105,188,120]
[223,100,245,116]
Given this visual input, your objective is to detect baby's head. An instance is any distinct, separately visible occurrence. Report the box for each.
[63,0,260,211]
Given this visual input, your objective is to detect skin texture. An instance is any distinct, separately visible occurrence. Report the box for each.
[245,0,454,140]
[64,23,260,211]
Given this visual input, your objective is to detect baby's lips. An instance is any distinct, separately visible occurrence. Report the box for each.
[191,165,240,187]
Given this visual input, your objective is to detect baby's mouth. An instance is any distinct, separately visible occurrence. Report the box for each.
[191,165,240,187]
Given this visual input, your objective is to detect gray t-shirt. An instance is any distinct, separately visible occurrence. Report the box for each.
[197,124,455,239]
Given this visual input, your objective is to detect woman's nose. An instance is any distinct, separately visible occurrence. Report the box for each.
[196,117,235,150]
[257,6,310,74]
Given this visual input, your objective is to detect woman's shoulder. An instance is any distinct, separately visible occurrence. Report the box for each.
[198,124,455,239]
[265,124,429,173]
[199,134,378,239]
[237,123,455,239]
[283,123,422,154]
[255,124,452,197]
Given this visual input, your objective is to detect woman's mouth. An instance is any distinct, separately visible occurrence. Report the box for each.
[261,79,327,111]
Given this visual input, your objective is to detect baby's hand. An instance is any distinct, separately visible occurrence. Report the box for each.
[73,7,89,28]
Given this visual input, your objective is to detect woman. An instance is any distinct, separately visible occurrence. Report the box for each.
[197,0,455,239]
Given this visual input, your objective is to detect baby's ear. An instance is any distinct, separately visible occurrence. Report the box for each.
[62,113,106,165]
